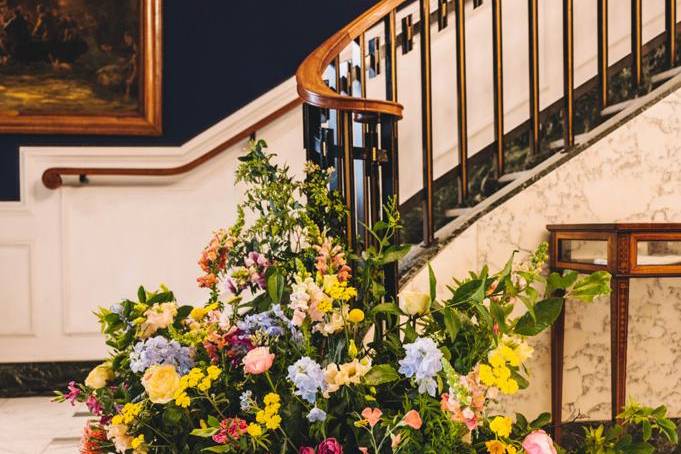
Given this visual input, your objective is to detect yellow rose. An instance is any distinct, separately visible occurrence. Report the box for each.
[142,364,181,404]
[85,363,114,389]
[399,291,431,315]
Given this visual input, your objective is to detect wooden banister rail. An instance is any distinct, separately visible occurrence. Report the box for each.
[295,0,405,118]
[42,98,301,189]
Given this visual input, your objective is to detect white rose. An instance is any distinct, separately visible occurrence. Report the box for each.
[85,363,114,389]
[399,291,431,315]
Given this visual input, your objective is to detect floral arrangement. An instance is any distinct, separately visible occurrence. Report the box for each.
[56,141,674,454]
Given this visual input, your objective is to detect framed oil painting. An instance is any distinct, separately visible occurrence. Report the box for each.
[0,0,161,135]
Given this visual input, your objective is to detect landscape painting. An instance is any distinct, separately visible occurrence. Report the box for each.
[0,0,161,135]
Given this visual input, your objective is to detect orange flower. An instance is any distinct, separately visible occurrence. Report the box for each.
[486,440,506,454]
[360,407,382,428]
[402,409,422,430]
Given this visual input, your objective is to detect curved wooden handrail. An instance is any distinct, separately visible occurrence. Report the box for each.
[42,98,302,189]
[296,0,405,118]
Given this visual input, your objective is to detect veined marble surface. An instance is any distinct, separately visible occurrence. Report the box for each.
[404,86,681,420]
[0,397,86,453]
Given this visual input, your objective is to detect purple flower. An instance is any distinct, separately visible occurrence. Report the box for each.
[129,336,194,374]
[64,381,80,405]
[245,251,270,288]
[86,395,103,416]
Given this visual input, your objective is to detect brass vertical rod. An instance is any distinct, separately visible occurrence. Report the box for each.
[528,0,540,155]
[334,57,345,195]
[342,111,356,250]
[667,0,677,69]
[382,10,400,306]
[563,0,574,148]
[598,0,609,111]
[492,0,505,177]
[419,0,434,246]
[455,0,469,203]
[631,0,642,92]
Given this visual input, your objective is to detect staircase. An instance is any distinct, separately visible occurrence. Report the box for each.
[3,0,681,424]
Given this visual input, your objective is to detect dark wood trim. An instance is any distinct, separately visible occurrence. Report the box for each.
[295,0,405,118]
[0,0,162,136]
[42,98,302,189]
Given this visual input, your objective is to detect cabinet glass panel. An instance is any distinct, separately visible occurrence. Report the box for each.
[558,239,608,265]
[636,240,681,266]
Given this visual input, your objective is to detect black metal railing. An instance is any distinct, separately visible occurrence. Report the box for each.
[297,0,681,305]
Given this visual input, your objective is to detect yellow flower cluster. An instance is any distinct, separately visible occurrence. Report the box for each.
[131,434,145,449]
[255,393,282,431]
[189,303,219,321]
[479,344,524,395]
[322,275,357,302]
[489,416,513,438]
[485,440,517,454]
[111,402,143,425]
[174,366,223,408]
[247,423,263,437]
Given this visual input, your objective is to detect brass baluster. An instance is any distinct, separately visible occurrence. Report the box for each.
[563,0,574,148]
[492,0,505,177]
[598,0,608,111]
[455,0,469,204]
[667,0,677,69]
[420,0,435,246]
[528,0,540,156]
[631,0,642,92]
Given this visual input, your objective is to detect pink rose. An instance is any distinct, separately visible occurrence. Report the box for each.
[522,430,557,454]
[242,347,275,375]
[316,438,343,454]
[402,409,422,430]
[299,448,315,454]
[361,407,382,428]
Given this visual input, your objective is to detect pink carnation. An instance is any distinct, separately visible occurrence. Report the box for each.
[317,438,343,454]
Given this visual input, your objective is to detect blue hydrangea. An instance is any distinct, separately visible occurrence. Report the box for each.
[272,304,303,342]
[287,357,326,403]
[398,337,443,397]
[129,336,194,375]
[237,310,285,338]
[307,407,327,422]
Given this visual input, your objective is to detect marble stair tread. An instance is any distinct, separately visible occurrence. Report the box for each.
[601,99,635,116]
[547,133,588,151]
[443,207,473,218]
[0,397,88,454]
[651,66,681,84]
[498,170,531,183]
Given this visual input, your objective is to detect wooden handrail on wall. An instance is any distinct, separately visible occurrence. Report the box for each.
[41,99,301,189]
[295,0,405,118]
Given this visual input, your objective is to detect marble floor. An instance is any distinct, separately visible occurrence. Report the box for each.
[0,397,87,453]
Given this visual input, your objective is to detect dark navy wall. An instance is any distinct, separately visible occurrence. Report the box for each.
[0,1,376,200]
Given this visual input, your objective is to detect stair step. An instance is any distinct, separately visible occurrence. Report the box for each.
[547,133,588,151]
[498,170,531,183]
[444,207,473,218]
[601,99,634,117]
[651,66,681,84]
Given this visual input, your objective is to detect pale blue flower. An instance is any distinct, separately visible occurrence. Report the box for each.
[287,357,326,403]
[239,390,254,411]
[129,336,194,374]
[307,407,327,422]
[238,310,284,338]
[398,337,443,397]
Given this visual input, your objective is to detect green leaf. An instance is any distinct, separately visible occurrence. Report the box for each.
[442,307,461,342]
[510,369,530,390]
[371,303,402,316]
[490,301,507,332]
[569,271,612,302]
[641,419,652,441]
[266,269,285,304]
[207,415,220,427]
[147,291,174,305]
[176,305,193,320]
[190,427,219,438]
[202,447,232,453]
[624,442,655,454]
[514,297,564,336]
[363,364,400,386]
[530,412,551,429]
[428,264,437,303]
[547,270,578,295]
[137,286,146,304]
[378,244,411,265]
[403,323,417,343]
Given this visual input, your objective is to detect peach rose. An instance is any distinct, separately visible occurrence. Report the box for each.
[242,347,275,375]
[402,409,422,429]
[522,430,557,454]
[140,302,177,338]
